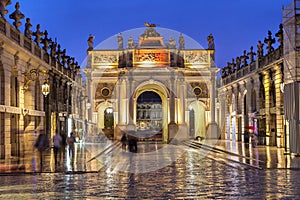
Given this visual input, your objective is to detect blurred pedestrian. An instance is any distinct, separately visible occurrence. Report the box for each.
[34,132,49,171]
[67,132,76,158]
[53,132,62,166]
[121,132,127,151]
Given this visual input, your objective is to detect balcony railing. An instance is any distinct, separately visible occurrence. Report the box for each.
[222,47,283,86]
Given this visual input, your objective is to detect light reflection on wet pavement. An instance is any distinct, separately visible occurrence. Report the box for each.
[1,142,300,199]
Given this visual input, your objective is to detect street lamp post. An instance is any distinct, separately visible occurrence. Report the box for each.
[42,78,50,136]
[23,69,50,135]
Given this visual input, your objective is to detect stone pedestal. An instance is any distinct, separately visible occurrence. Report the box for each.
[206,122,221,139]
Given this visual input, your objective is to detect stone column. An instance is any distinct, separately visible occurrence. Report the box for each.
[274,66,284,147]
[263,71,271,146]
[85,71,92,123]
[127,71,135,131]
[177,77,188,140]
[207,68,220,139]
[168,70,178,142]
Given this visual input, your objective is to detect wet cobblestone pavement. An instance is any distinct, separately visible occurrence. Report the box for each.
[1,140,300,199]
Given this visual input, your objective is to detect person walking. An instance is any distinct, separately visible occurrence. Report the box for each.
[34,132,49,171]
[67,132,76,159]
[121,133,127,151]
[53,132,62,166]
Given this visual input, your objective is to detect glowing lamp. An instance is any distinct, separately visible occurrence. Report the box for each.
[42,79,50,96]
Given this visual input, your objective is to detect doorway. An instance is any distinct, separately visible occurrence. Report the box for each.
[136,91,162,141]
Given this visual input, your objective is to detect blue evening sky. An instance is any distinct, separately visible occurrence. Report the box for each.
[7,0,290,69]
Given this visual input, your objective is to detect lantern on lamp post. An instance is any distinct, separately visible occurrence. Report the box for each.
[42,79,50,96]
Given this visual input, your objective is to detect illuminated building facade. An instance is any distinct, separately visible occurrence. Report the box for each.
[218,1,300,155]
[218,26,285,147]
[0,2,85,159]
[84,27,219,142]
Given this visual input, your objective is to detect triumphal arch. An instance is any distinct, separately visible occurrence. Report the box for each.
[84,26,219,143]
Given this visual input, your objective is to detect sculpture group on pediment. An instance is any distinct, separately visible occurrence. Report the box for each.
[141,27,160,38]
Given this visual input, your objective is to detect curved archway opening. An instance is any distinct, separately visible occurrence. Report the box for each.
[136,91,162,141]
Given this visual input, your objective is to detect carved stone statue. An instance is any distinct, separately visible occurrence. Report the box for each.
[50,39,57,58]
[127,36,134,49]
[41,30,52,52]
[179,33,185,50]
[87,34,95,52]
[24,18,32,39]
[275,24,283,47]
[33,24,44,46]
[9,2,24,30]
[117,33,123,50]
[264,30,275,53]
[257,40,264,59]
[236,56,241,70]
[168,36,176,49]
[207,33,215,49]
[0,0,12,18]
[241,50,249,67]
[247,46,256,63]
